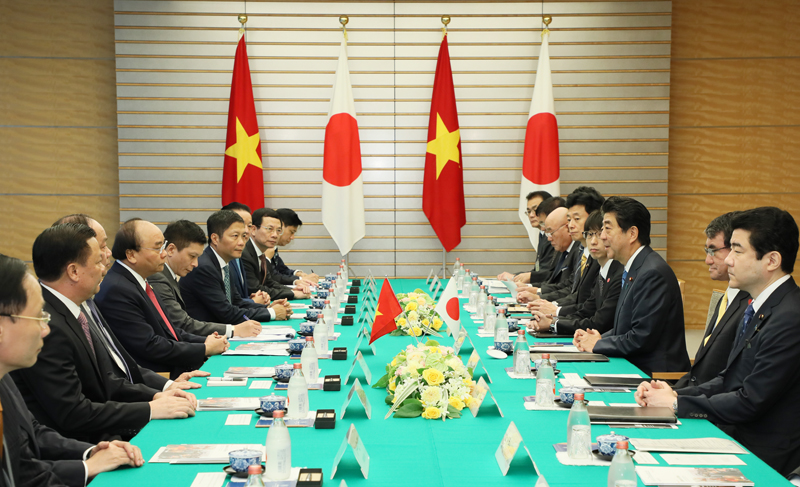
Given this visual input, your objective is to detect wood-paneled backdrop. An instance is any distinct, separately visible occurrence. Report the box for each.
[113,0,671,279]
[2,0,798,330]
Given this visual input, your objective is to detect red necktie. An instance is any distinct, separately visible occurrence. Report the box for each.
[145,282,179,341]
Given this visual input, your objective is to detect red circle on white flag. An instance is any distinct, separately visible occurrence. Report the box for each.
[446,297,460,321]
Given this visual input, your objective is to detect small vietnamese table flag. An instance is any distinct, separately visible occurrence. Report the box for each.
[422,34,466,253]
[369,280,403,345]
[222,35,264,212]
[322,38,366,255]
[519,28,560,251]
[434,277,461,338]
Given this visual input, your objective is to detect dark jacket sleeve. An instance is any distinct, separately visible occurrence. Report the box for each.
[241,250,294,300]
[149,272,228,336]
[556,272,621,335]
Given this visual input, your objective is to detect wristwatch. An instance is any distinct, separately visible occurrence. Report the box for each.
[549,316,559,333]
[672,398,678,413]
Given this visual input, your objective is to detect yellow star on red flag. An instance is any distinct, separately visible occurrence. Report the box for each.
[224,117,262,182]
[426,113,461,179]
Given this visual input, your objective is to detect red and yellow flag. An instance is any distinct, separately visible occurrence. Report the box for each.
[369,279,403,345]
[422,35,466,253]
[222,36,264,211]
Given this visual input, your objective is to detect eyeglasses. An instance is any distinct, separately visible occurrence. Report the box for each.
[0,310,51,329]
[142,240,169,254]
[582,231,601,240]
[524,208,539,216]
[544,223,567,238]
[703,246,730,257]
[260,225,284,236]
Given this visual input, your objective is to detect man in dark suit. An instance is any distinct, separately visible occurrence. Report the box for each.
[0,253,144,486]
[575,196,690,376]
[674,212,749,389]
[95,219,229,379]
[497,191,556,284]
[220,202,271,306]
[529,210,624,335]
[150,219,262,339]
[12,224,197,444]
[180,210,291,324]
[637,207,800,476]
[271,208,319,283]
[242,208,310,300]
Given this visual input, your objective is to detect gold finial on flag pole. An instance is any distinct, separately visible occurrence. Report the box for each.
[340,15,349,41]
[238,14,247,38]
[542,15,552,37]
[441,15,450,38]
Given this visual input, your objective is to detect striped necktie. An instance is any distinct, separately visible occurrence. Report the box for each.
[222,264,232,303]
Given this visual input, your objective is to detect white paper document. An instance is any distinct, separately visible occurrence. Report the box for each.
[222,343,289,356]
[224,367,275,378]
[635,466,753,486]
[530,345,580,353]
[190,472,227,487]
[224,414,252,426]
[661,454,746,466]
[524,400,605,411]
[197,397,260,411]
[249,380,274,390]
[629,437,749,454]
[149,444,264,464]
[206,377,247,387]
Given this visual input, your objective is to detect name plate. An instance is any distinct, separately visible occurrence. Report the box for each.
[467,350,493,383]
[331,423,370,480]
[469,376,503,418]
[343,351,372,386]
[495,421,538,476]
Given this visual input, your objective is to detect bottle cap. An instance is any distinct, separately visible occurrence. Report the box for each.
[480,285,485,289]
[305,336,313,341]
[473,276,477,281]
[466,268,470,272]
[542,353,550,359]
[248,465,262,475]
[518,330,525,335]
[499,308,505,315]
[616,440,628,449]
[325,299,330,304]
[293,363,302,369]
[574,392,585,401]
[273,410,285,418]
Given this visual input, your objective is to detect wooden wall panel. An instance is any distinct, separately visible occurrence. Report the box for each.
[0,0,119,263]
[668,0,800,329]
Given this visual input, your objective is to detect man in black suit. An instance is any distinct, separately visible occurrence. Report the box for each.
[12,224,197,444]
[517,206,581,303]
[673,212,749,389]
[242,208,311,300]
[180,210,291,324]
[0,253,144,486]
[95,219,229,379]
[574,196,690,376]
[497,191,555,284]
[221,202,270,306]
[529,210,624,335]
[150,219,262,339]
[272,208,319,283]
[637,207,800,476]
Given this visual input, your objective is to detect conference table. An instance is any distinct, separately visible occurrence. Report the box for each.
[91,279,791,487]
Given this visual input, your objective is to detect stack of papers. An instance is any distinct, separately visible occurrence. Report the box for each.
[635,466,753,486]
[197,397,260,411]
[222,343,289,356]
[255,410,316,428]
[205,377,248,387]
[150,444,264,464]
[229,326,295,342]
[629,438,749,454]
[224,366,275,378]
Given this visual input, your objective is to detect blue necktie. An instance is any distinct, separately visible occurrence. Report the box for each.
[621,270,628,289]
[736,303,755,346]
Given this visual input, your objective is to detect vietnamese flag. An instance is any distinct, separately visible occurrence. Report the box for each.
[221,36,264,212]
[518,30,560,251]
[422,34,466,253]
[322,39,366,255]
[369,279,403,345]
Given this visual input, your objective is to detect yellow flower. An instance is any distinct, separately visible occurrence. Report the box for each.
[405,302,418,312]
[464,396,475,408]
[428,346,440,354]
[422,386,442,404]
[397,318,407,326]
[391,357,398,366]
[421,406,441,419]
[410,326,422,337]
[422,368,444,386]
[432,320,442,331]
[433,317,443,327]
[449,396,465,411]
[417,297,426,305]
[392,395,398,403]
[408,293,418,300]
[389,378,397,391]
[408,367,420,378]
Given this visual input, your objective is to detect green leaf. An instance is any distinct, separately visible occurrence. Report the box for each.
[467,367,474,377]
[425,339,440,347]
[393,399,424,418]
[389,329,406,336]
[385,394,395,405]
[373,373,390,389]
[447,405,462,419]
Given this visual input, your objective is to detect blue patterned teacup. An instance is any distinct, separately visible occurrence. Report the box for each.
[596,432,630,456]
[311,298,325,309]
[305,309,320,321]
[558,386,583,406]
[317,281,331,290]
[274,362,293,381]
[494,340,513,353]
[228,449,262,474]
[533,357,559,369]
[259,394,287,413]
[316,290,329,299]
[299,321,316,334]
[325,274,336,282]
[288,338,305,353]
[507,318,519,329]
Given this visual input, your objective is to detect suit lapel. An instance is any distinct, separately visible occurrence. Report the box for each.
[696,292,746,363]
[41,288,103,378]
[163,269,185,308]
[113,263,175,340]
[613,247,650,333]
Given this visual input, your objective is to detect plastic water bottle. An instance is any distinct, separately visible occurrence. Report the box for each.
[452,257,460,276]
[287,363,309,419]
[336,270,346,294]
[245,464,266,486]
[264,410,291,480]
[462,268,472,293]
[476,285,488,318]
[468,277,480,308]
[300,336,318,383]
[322,299,335,329]
[535,353,555,407]
[329,285,340,313]
[567,392,592,459]
[494,307,509,341]
[608,441,636,487]
[513,330,531,376]
[340,260,348,282]
[313,313,329,356]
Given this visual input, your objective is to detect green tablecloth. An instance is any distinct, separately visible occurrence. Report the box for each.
[89,279,790,487]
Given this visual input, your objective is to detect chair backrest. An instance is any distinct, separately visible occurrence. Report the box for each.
[706,289,726,327]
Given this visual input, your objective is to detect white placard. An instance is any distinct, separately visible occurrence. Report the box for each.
[468,376,503,418]
[343,350,372,385]
[495,421,538,476]
[339,378,372,420]
[331,424,370,480]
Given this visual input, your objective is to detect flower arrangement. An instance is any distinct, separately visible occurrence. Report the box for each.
[373,340,475,420]
[391,289,445,336]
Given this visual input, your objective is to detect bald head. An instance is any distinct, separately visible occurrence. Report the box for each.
[544,207,572,252]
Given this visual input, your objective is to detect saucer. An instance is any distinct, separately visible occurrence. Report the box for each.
[255,407,288,418]
[486,349,508,360]
[224,464,264,478]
